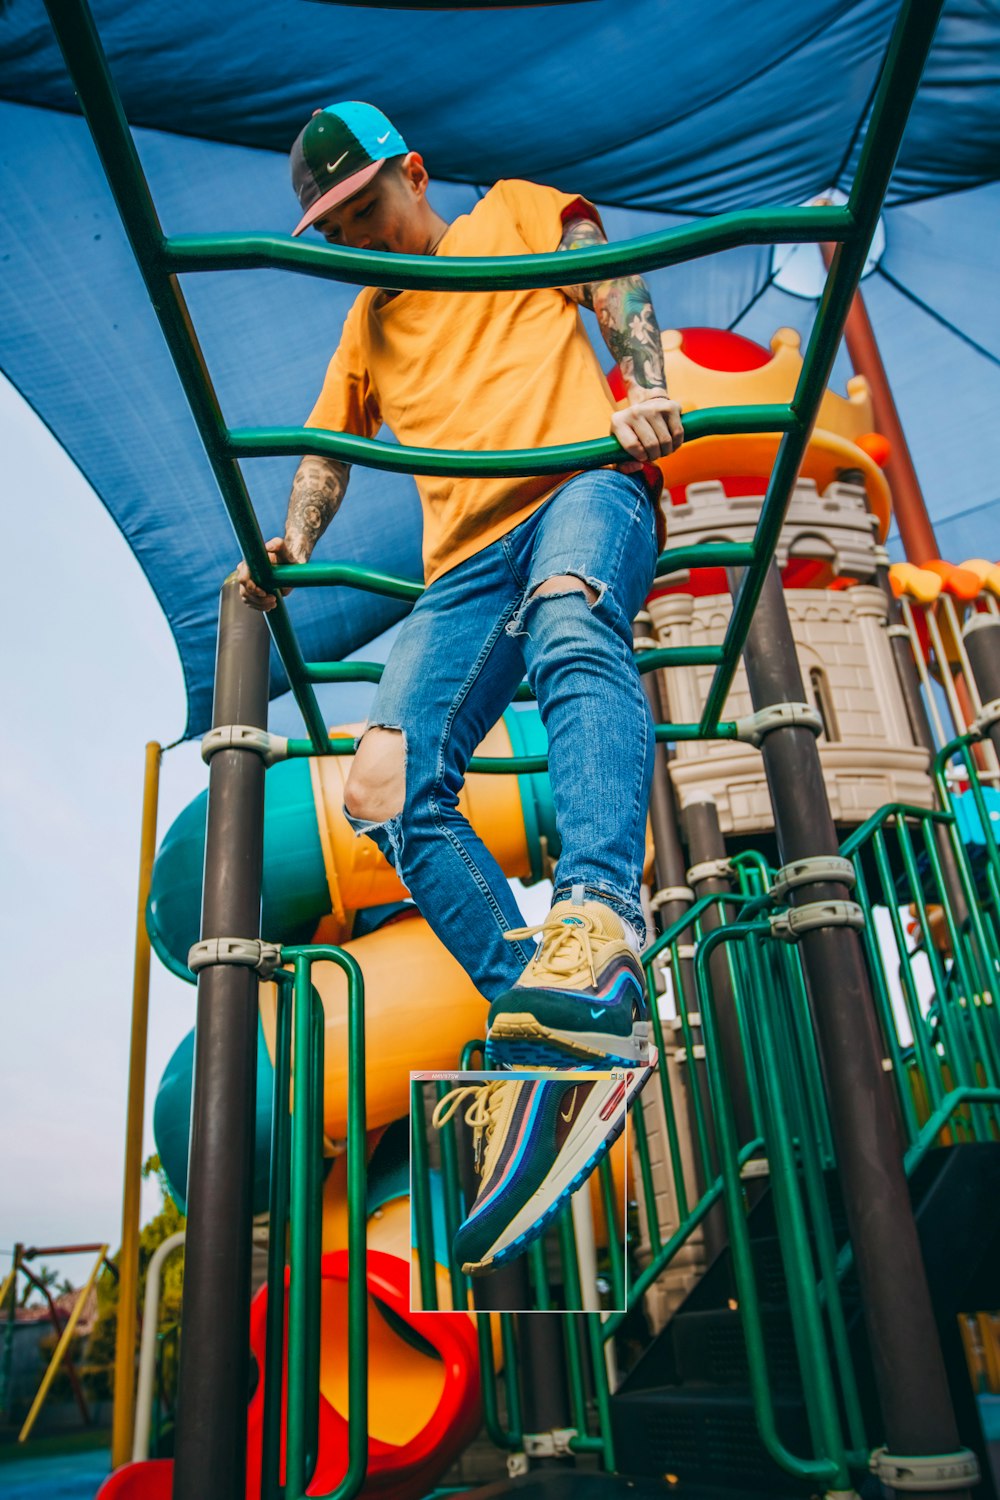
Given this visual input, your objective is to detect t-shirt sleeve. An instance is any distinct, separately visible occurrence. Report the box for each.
[496,178,605,254]
[304,297,381,439]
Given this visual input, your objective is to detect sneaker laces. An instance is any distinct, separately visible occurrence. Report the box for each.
[431,1080,508,1175]
[504,911,600,986]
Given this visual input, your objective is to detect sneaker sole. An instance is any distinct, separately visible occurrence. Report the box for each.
[486,1016,651,1069]
[460,1059,656,1277]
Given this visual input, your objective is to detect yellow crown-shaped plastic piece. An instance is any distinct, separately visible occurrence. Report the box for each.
[960,559,1000,597]
[888,563,942,604]
[661,327,874,440]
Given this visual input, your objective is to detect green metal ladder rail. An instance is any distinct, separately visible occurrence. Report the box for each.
[624,889,858,1489]
[842,797,1000,1145]
[43,0,944,763]
[264,952,368,1500]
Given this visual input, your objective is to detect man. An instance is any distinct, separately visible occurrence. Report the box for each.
[239,101,682,1075]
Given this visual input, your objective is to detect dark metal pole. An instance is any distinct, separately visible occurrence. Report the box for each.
[458,1110,572,1471]
[173,579,270,1500]
[683,796,757,1156]
[460,1107,572,1470]
[737,563,970,1500]
[459,1166,574,1471]
[635,617,714,1202]
[963,614,1000,762]
[517,1313,573,1470]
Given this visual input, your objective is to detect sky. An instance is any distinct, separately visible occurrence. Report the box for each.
[0,377,551,1296]
[0,371,209,1293]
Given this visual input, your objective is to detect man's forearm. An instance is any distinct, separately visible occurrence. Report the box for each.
[592,276,667,396]
[285,455,350,562]
[559,218,667,395]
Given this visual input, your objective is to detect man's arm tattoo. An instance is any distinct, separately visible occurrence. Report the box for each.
[557,216,667,396]
[285,455,350,562]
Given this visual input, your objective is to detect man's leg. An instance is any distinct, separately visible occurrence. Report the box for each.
[342,539,535,1002]
[486,469,660,1066]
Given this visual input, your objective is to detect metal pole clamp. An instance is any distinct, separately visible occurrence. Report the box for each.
[188,937,283,979]
[974,697,1000,735]
[201,724,289,767]
[769,901,865,943]
[650,884,695,910]
[771,855,856,904]
[522,1428,577,1458]
[735,702,823,747]
[869,1445,979,1492]
[687,857,733,885]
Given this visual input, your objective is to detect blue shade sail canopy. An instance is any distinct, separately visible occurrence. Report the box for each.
[1,0,998,736]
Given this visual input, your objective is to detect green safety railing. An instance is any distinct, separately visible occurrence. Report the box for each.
[44,0,945,763]
[262,953,367,1500]
[405,762,1000,1488]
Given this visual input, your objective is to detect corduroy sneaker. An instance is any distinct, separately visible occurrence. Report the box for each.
[486,900,651,1069]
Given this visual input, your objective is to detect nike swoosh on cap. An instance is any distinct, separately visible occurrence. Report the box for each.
[376,132,390,144]
[326,151,348,175]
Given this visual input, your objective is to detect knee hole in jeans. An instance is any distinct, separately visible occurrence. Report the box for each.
[343,725,407,823]
[506,573,607,637]
[530,573,600,606]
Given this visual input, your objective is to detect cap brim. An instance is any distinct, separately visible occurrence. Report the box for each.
[292,159,385,237]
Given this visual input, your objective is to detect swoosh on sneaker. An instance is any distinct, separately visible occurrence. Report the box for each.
[559,1085,579,1123]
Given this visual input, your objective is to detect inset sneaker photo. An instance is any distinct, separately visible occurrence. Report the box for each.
[410,1069,646,1312]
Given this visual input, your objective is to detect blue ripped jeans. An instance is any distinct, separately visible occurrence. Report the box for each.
[345,468,659,1001]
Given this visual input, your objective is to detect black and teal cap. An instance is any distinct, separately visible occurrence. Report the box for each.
[290,102,409,237]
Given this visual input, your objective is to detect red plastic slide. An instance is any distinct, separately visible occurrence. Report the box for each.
[97,1248,480,1500]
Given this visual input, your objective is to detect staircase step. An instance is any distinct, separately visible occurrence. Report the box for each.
[456,1473,795,1499]
[609,1386,813,1493]
[670,1307,801,1390]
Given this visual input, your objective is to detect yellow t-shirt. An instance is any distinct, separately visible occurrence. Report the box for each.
[305,179,621,585]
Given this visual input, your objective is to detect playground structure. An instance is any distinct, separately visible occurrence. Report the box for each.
[0,1243,113,1443]
[18,0,1000,1496]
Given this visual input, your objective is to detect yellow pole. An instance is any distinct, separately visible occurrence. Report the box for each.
[0,1265,16,1315]
[19,1246,109,1442]
[111,741,162,1468]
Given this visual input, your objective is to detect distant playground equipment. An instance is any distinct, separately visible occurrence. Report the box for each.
[0,1242,112,1443]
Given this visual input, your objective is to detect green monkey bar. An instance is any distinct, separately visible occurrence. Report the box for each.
[44,0,944,762]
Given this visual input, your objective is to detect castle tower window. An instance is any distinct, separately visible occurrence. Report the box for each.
[809,666,840,743]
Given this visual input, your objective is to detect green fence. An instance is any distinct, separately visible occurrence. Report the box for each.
[402,757,1000,1495]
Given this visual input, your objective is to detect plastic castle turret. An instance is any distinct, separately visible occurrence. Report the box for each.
[647,326,934,837]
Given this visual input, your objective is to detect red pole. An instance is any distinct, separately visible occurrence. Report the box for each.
[819,240,939,564]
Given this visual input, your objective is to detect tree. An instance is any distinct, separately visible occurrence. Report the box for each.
[83,1154,186,1407]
